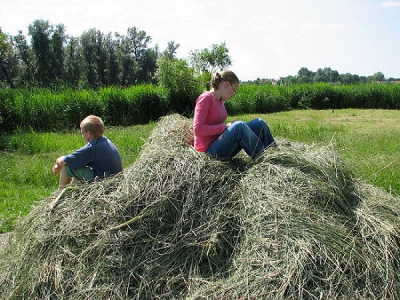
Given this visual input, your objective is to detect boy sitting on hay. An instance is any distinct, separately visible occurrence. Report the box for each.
[52,115,123,190]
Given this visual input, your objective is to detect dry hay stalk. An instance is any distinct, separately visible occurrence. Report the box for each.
[1,114,399,299]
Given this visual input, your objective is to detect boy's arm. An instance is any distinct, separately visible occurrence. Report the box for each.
[63,144,93,170]
[52,156,66,176]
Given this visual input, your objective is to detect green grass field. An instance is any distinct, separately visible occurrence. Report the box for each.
[0,109,399,233]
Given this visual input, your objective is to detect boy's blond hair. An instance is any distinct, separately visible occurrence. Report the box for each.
[80,115,104,138]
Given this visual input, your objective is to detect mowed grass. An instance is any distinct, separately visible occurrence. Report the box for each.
[1,109,399,233]
[248,109,400,194]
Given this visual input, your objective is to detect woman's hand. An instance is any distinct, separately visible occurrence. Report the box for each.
[226,119,239,128]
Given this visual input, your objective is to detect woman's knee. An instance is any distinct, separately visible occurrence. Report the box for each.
[248,118,268,131]
[258,118,271,131]
[230,120,246,130]
[235,120,246,125]
[256,118,268,126]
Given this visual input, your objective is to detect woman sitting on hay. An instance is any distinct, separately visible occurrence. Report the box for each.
[193,70,277,159]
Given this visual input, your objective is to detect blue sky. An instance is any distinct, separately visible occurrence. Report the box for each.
[1,0,400,80]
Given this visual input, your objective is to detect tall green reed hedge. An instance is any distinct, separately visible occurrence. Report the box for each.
[0,85,168,133]
[226,84,291,114]
[282,83,400,109]
[1,83,399,133]
[228,82,400,112]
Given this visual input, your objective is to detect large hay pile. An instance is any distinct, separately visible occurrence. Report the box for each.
[1,114,399,299]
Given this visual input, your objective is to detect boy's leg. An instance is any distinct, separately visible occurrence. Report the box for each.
[59,166,72,189]
[62,165,95,188]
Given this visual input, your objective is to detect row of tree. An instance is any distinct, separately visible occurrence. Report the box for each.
[1,20,163,88]
[0,20,235,89]
[281,67,396,85]
[0,20,231,88]
[250,68,398,86]
[1,20,398,89]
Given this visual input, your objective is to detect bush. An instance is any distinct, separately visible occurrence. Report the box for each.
[227,84,290,114]
[1,83,399,133]
[122,85,168,124]
[157,57,203,117]
[0,86,167,132]
[0,89,20,133]
[101,85,167,126]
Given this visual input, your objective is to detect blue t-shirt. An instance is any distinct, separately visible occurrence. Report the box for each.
[64,136,122,178]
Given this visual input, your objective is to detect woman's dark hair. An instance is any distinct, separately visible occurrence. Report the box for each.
[211,70,239,89]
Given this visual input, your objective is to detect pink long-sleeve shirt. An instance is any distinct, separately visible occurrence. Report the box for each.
[193,91,227,152]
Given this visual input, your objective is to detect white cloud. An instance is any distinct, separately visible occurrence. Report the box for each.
[381,1,400,7]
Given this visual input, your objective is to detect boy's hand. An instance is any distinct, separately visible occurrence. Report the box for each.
[52,164,60,176]
[52,156,66,176]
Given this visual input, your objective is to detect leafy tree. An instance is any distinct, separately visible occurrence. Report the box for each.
[313,68,327,83]
[0,29,16,87]
[340,73,355,84]
[189,42,232,76]
[157,56,202,116]
[137,46,158,83]
[125,27,151,62]
[298,75,312,84]
[296,67,313,84]
[80,28,105,87]
[162,41,180,60]
[373,72,385,82]
[13,31,34,86]
[103,33,120,86]
[29,19,53,86]
[118,51,136,87]
[359,76,367,84]
[116,27,153,85]
[284,75,298,85]
[352,74,360,84]
[50,24,67,84]
[64,36,82,87]
[329,69,340,83]
[298,67,313,78]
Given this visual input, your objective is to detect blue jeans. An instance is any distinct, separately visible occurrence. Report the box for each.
[206,118,276,159]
